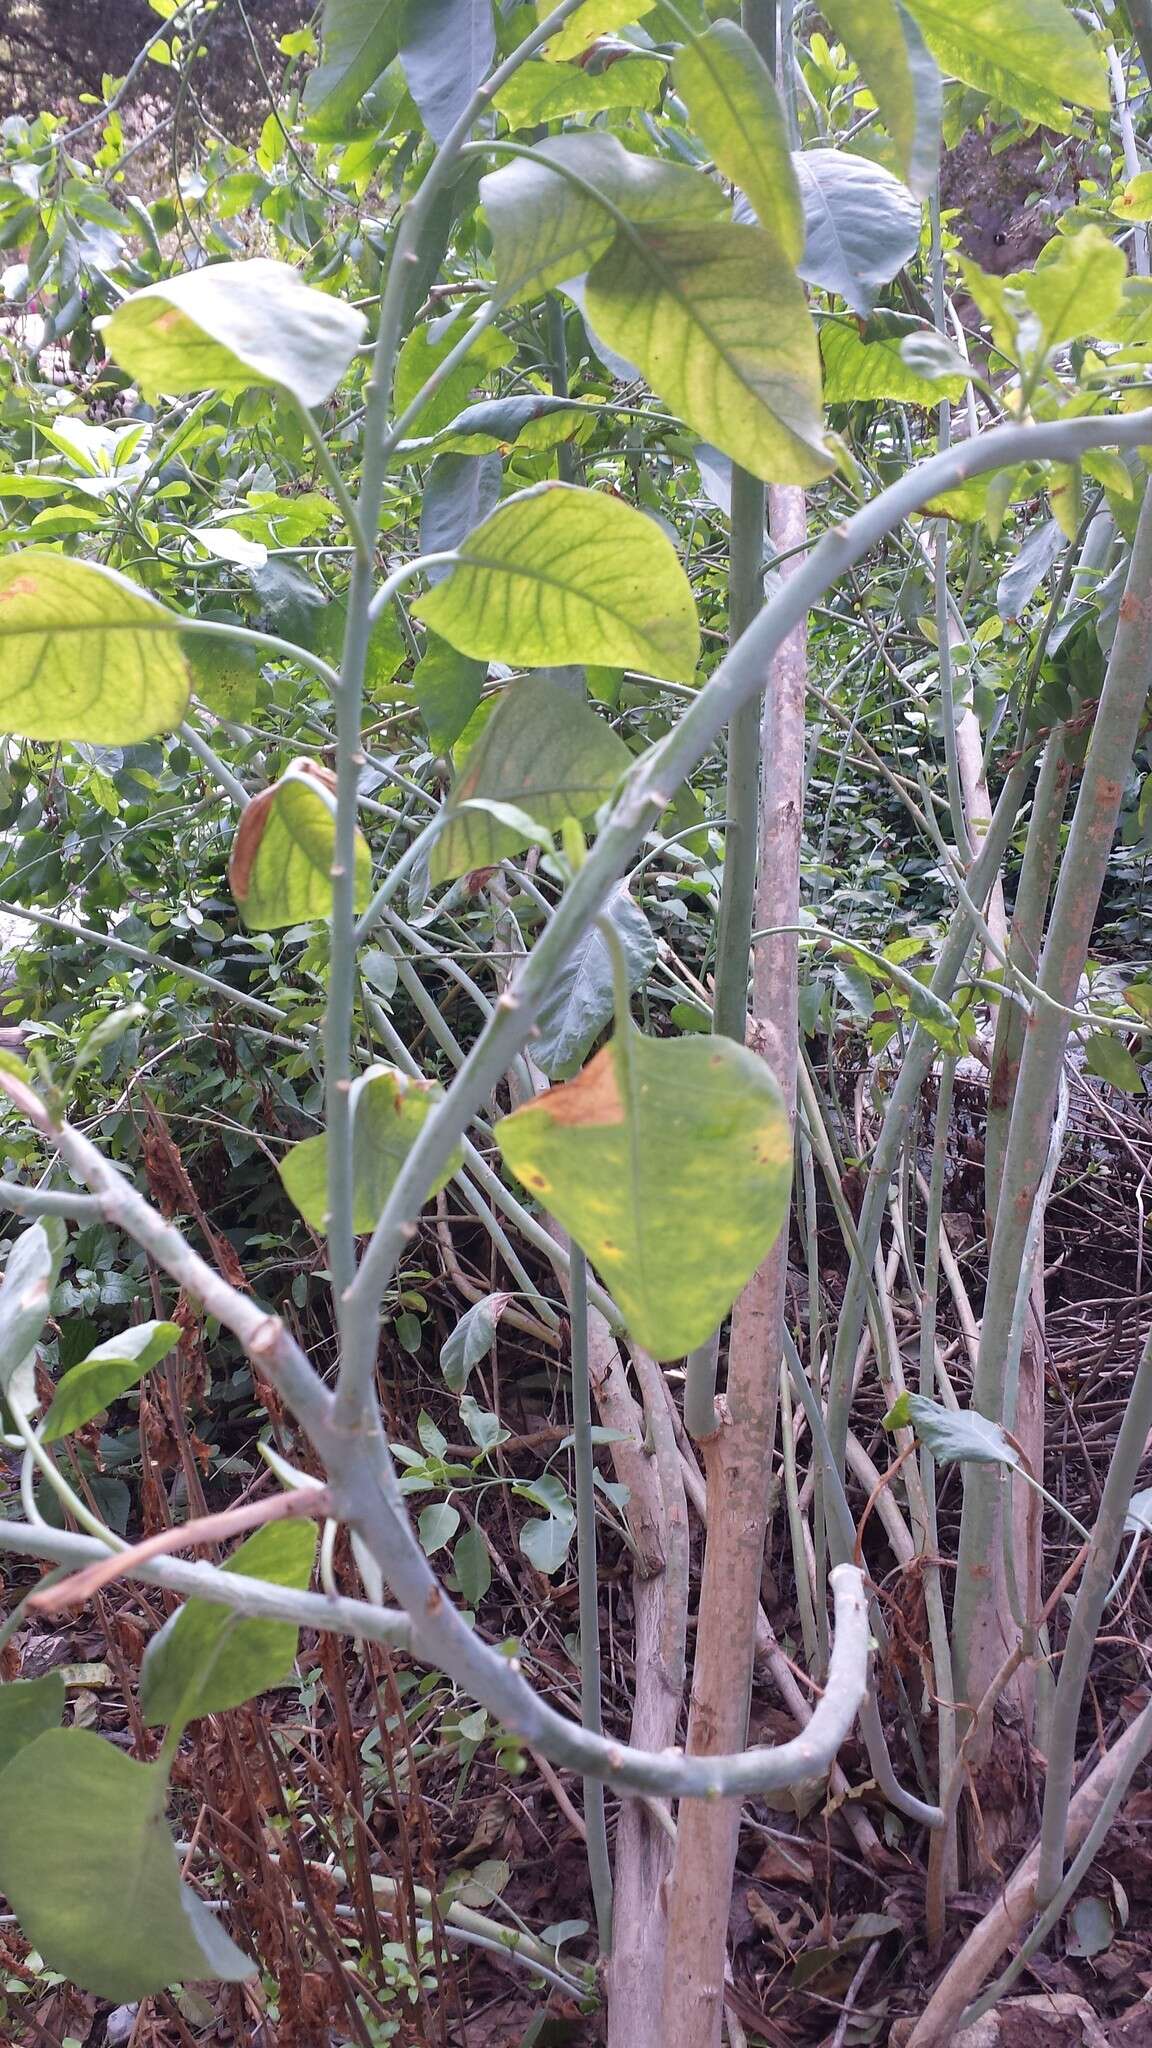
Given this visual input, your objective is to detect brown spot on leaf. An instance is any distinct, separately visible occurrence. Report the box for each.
[0,576,39,603]
[527,1043,624,1128]
[228,783,277,903]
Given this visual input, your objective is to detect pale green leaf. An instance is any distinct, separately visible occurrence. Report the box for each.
[480,132,726,303]
[405,394,593,458]
[228,762,372,931]
[822,318,966,405]
[393,319,514,438]
[0,1729,255,1998]
[440,1293,510,1391]
[140,1519,318,1725]
[431,673,632,883]
[585,223,830,484]
[495,1026,792,1359]
[1113,173,1152,224]
[0,1223,61,1405]
[538,0,656,62]
[100,260,367,408]
[453,1522,492,1603]
[41,1321,181,1443]
[0,552,190,744]
[673,22,802,263]
[494,54,664,126]
[899,0,1108,125]
[279,1064,463,1231]
[415,482,700,683]
[792,150,922,318]
[1014,227,1127,354]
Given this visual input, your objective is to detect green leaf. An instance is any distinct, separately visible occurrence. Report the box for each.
[408,393,593,457]
[822,318,966,405]
[899,0,1108,126]
[820,0,940,195]
[883,1390,1018,1467]
[0,1222,61,1410]
[419,1502,460,1555]
[1113,173,1152,224]
[1014,227,1127,354]
[415,482,700,683]
[440,1292,510,1391]
[431,673,632,884]
[673,23,802,264]
[586,221,828,484]
[394,319,514,439]
[453,1523,492,1604]
[140,1519,318,1726]
[184,619,264,721]
[304,0,400,129]
[400,0,494,142]
[228,761,372,931]
[519,1503,575,1575]
[791,150,922,318]
[40,1321,181,1443]
[480,132,727,303]
[420,451,503,570]
[413,637,487,752]
[100,261,367,408]
[0,1673,66,1777]
[0,1729,255,1998]
[279,1064,463,1231]
[494,54,664,126]
[1084,1032,1144,1094]
[496,1025,791,1359]
[0,552,190,744]
[538,0,656,62]
[533,884,656,1079]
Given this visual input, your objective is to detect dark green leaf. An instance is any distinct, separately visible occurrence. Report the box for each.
[400,0,495,142]
[140,1519,318,1725]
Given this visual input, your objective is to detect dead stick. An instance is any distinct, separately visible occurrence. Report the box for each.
[29,1485,330,1613]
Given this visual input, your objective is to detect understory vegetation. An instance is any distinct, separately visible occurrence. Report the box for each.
[4,1,1152,2044]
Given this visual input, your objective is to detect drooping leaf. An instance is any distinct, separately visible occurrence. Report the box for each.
[494,54,664,126]
[496,1025,791,1359]
[822,318,967,406]
[400,0,495,142]
[415,482,700,683]
[41,1321,181,1443]
[1084,1032,1145,1094]
[228,761,372,931]
[100,261,368,408]
[996,517,1065,621]
[883,1391,1019,1466]
[899,0,1109,127]
[480,132,727,303]
[140,1519,318,1725]
[532,884,656,1078]
[0,1729,255,1998]
[304,0,401,129]
[673,23,802,264]
[537,0,656,63]
[0,552,190,744]
[279,1065,463,1231]
[586,222,829,484]
[419,451,503,577]
[406,394,593,458]
[431,673,632,883]
[791,151,922,318]
[820,0,941,195]
[0,1222,61,1409]
[0,1673,66,1778]
[1013,227,1127,355]
[412,637,487,752]
[440,1293,512,1391]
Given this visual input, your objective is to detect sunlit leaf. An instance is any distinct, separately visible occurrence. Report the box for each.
[400,0,494,142]
[673,22,802,263]
[0,1730,255,1998]
[586,222,829,483]
[415,482,700,683]
[140,1519,318,1724]
[480,132,726,302]
[0,552,190,743]
[228,760,372,931]
[431,673,632,883]
[822,318,966,406]
[1015,227,1127,354]
[100,260,367,408]
[496,1025,791,1358]
[393,319,514,438]
[494,54,664,126]
[820,0,941,195]
[280,1065,463,1231]
[900,0,1108,126]
[537,0,656,62]
[41,1321,181,1443]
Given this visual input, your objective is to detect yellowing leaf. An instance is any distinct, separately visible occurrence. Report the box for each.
[673,23,802,263]
[1014,227,1127,354]
[820,0,941,195]
[585,224,830,484]
[0,552,190,743]
[279,1065,462,1230]
[496,1026,791,1359]
[414,482,700,682]
[538,0,656,62]
[900,0,1108,127]
[229,760,372,931]
[101,260,367,407]
[494,54,664,126]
